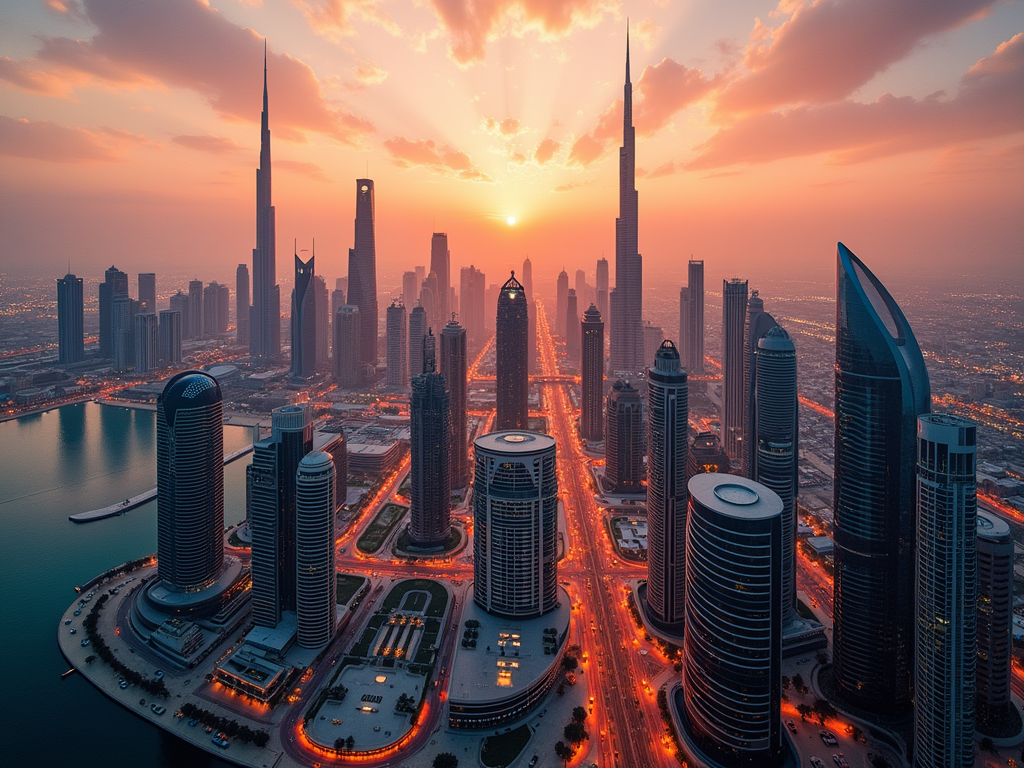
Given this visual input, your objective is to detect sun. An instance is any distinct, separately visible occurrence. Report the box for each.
[506,215,517,226]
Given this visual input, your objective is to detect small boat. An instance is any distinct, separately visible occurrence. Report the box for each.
[61,668,77,680]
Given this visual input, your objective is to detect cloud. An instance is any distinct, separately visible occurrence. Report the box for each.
[638,161,676,179]
[428,0,614,66]
[43,0,86,20]
[0,116,147,162]
[0,56,78,96]
[483,116,524,137]
[352,61,388,87]
[9,0,372,144]
[552,179,592,192]
[383,136,494,182]
[276,159,332,182]
[633,18,661,51]
[534,137,559,164]
[293,0,400,42]
[172,134,242,154]
[717,0,998,114]
[689,34,1024,169]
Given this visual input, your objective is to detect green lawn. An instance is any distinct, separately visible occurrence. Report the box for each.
[481,725,532,768]
[380,579,449,617]
[356,503,408,554]
[336,574,367,605]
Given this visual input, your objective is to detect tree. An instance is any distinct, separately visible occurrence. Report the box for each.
[346,735,355,750]
[554,740,573,765]
[796,703,813,722]
[812,698,837,726]
[562,655,579,672]
[433,753,459,768]
[564,722,588,744]
[792,673,807,695]
[572,706,588,724]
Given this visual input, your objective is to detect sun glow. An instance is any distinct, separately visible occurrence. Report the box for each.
[506,216,517,226]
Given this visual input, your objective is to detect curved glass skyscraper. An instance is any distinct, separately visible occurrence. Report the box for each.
[496,272,528,430]
[832,242,930,716]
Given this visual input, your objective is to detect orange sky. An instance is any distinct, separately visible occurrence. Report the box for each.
[0,0,1021,291]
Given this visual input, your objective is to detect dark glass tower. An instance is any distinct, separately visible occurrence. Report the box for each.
[565,289,579,365]
[386,300,408,387]
[605,380,643,493]
[496,271,528,430]
[976,510,1014,734]
[743,290,777,477]
[686,432,730,483]
[290,253,316,379]
[556,268,569,339]
[685,259,705,373]
[236,263,250,346]
[441,317,469,489]
[138,273,156,313]
[347,179,378,370]
[295,451,336,649]
[832,242,930,716]
[410,332,452,549]
[721,278,748,460]
[333,305,360,388]
[646,340,688,632]
[580,304,604,441]
[57,272,84,364]
[430,232,450,324]
[98,264,128,357]
[409,304,428,378]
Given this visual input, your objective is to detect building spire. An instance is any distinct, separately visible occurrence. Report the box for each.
[262,39,269,126]
[625,19,630,84]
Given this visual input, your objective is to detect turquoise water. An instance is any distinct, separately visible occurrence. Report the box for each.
[0,402,252,768]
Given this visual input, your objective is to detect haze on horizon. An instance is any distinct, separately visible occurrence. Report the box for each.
[0,0,1021,286]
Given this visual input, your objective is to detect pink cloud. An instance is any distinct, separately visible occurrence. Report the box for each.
[293,0,400,42]
[689,34,1024,169]
[483,116,524,137]
[383,136,494,182]
[352,61,388,87]
[0,57,80,96]
[534,137,559,164]
[172,134,242,154]
[277,159,332,182]
[0,116,148,162]
[717,0,998,114]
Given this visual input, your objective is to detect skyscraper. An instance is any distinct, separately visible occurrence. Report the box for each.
[290,254,316,379]
[580,304,604,442]
[753,325,798,622]
[250,50,281,362]
[574,269,587,305]
[410,332,451,549]
[156,371,225,592]
[111,294,134,372]
[914,413,976,768]
[643,323,664,367]
[459,265,486,351]
[314,275,329,368]
[743,291,778,477]
[605,380,643,494]
[408,304,428,378]
[521,256,533,300]
[188,279,204,340]
[57,272,84,365]
[134,313,159,374]
[565,289,579,364]
[441,317,469,489]
[333,305,361,388]
[204,281,228,336]
[236,264,250,346]
[646,340,688,632]
[386,300,408,387]
[295,451,336,649]
[169,290,190,341]
[420,272,439,331]
[683,473,784,768]
[430,232,450,324]
[832,242,930,717]
[556,268,569,338]
[686,432,730,483]
[473,431,558,619]
[686,259,705,373]
[528,300,538,375]
[721,278,748,460]
[610,31,643,375]
[138,273,156,314]
[347,179,378,369]
[976,510,1014,734]
[596,257,609,321]
[496,272,528,430]
[98,264,128,357]
[402,271,419,310]
[158,309,182,364]
[248,404,313,628]
[678,286,690,369]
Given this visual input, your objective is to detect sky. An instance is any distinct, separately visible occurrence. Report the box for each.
[0,0,1022,292]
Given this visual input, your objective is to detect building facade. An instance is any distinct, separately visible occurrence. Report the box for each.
[386,300,409,387]
[333,305,361,388]
[99,264,128,357]
[721,278,748,460]
[347,179,378,369]
[496,272,529,430]
[580,304,604,442]
[409,335,452,548]
[441,317,469,489]
[295,451,336,649]
[743,291,778,478]
[976,510,1014,733]
[134,312,159,374]
[605,380,643,494]
[158,309,182,365]
[250,53,281,362]
[291,254,316,379]
[236,263,250,346]
[57,273,85,365]
[138,273,156,314]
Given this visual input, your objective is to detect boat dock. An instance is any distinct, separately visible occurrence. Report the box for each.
[69,444,255,523]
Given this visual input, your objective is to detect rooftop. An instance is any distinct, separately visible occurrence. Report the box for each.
[688,473,784,521]
[475,430,556,455]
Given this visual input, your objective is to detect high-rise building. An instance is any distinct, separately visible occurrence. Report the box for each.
[521,256,533,301]
[473,431,558,618]
[752,325,798,622]
[646,340,688,632]
[430,233,450,323]
[331,286,345,322]
[248,404,313,628]
[596,257,609,321]
[743,291,778,477]
[832,242,930,717]
[678,286,690,369]
[156,371,225,592]
[565,289,579,364]
[528,300,538,375]
[420,272,439,331]
[111,294,135,372]
[410,332,451,549]
[347,179,378,369]
[721,278,748,460]
[295,451,336,649]
[496,272,529,430]
[250,51,281,362]
[683,473,784,768]
[441,317,469,489]
[610,32,643,375]
[314,275,329,368]
[333,305,360,388]
[236,264,250,346]
[134,313,159,374]
[976,510,1014,733]
[99,265,128,357]
[643,323,664,368]
[460,265,486,351]
[188,279,204,340]
[386,300,408,387]
[580,305,604,442]
[290,254,316,379]
[204,281,229,336]
[409,304,428,378]
[914,413,977,768]
[402,271,419,309]
[685,259,705,373]
[556,269,569,338]
[169,290,190,341]
[138,273,156,314]
[484,283,499,334]
[574,269,587,305]
[605,380,643,494]
[158,309,182,365]
[686,432,730,483]
[57,272,85,365]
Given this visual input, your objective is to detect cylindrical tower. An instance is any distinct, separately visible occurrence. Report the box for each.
[976,509,1014,733]
[684,473,783,768]
[441,317,469,489]
[157,371,225,592]
[646,340,688,631]
[409,350,452,549]
[473,431,558,619]
[295,451,336,649]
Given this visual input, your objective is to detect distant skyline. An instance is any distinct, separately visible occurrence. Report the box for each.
[1,0,1021,280]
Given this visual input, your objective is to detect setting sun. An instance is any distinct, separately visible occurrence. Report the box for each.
[506,216,517,227]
